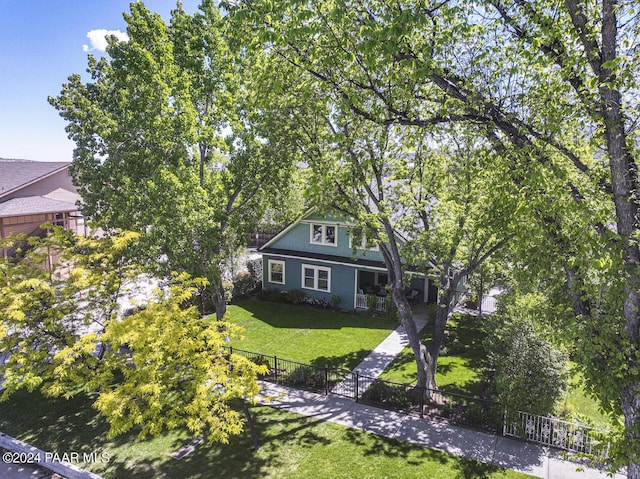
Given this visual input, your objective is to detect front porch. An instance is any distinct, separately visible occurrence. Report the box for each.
[354,269,435,312]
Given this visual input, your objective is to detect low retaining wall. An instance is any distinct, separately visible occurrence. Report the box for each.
[0,432,103,479]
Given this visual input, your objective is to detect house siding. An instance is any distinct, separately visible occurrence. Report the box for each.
[268,219,386,264]
[263,253,359,309]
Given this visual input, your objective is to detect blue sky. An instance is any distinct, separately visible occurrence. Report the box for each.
[0,1,199,163]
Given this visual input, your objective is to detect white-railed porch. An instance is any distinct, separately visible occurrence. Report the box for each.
[355,293,390,312]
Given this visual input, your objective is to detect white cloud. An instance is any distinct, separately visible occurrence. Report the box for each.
[82,29,129,52]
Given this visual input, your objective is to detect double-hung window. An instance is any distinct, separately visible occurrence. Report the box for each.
[349,227,379,251]
[268,259,285,284]
[310,223,337,246]
[302,264,331,292]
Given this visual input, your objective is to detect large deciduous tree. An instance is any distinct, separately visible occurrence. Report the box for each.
[226,0,639,472]
[49,1,294,319]
[0,228,265,444]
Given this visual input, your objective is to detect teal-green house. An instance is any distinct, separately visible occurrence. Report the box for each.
[259,210,438,311]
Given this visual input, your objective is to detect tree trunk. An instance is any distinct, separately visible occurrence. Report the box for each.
[599,2,640,473]
[390,286,428,390]
[214,280,227,321]
[425,285,455,392]
[241,399,259,450]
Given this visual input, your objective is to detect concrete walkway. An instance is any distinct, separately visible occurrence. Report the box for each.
[258,305,626,479]
[332,304,429,394]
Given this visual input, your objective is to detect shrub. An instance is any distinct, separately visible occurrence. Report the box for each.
[232,271,255,298]
[251,354,272,376]
[484,295,569,418]
[364,380,411,409]
[222,280,234,304]
[331,295,342,310]
[257,288,306,305]
[285,365,323,388]
[246,258,263,291]
[286,289,306,305]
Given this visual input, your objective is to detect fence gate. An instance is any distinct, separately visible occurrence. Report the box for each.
[328,369,357,399]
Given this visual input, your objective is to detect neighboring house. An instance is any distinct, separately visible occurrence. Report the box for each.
[259,210,439,311]
[0,159,85,259]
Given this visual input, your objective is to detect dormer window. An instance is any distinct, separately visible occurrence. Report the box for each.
[349,227,379,251]
[310,223,337,246]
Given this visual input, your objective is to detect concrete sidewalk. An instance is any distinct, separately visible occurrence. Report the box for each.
[257,381,625,479]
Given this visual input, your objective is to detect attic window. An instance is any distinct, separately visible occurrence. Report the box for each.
[310,223,336,246]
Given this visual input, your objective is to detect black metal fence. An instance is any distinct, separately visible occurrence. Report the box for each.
[225,346,607,456]
[226,346,352,395]
[225,346,501,432]
[355,374,502,432]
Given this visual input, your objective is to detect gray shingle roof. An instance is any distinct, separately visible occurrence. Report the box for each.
[0,159,70,197]
[0,196,78,218]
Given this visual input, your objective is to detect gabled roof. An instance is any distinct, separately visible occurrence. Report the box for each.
[259,207,407,251]
[0,159,70,199]
[0,196,78,218]
[259,208,315,250]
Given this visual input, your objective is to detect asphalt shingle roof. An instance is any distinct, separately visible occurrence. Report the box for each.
[0,159,70,197]
[0,196,78,218]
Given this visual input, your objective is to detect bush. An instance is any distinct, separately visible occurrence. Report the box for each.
[251,354,272,376]
[222,280,234,304]
[284,365,323,389]
[484,295,569,418]
[246,258,263,291]
[257,288,306,305]
[232,271,255,298]
[286,289,306,305]
[364,380,411,409]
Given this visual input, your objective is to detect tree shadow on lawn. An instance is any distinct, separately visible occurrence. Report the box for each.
[0,391,334,479]
[130,405,332,479]
[233,299,398,331]
[309,349,374,370]
[342,427,508,479]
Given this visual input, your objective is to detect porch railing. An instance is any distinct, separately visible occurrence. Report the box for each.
[355,293,388,312]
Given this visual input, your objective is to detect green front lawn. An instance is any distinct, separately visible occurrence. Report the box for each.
[225,299,398,370]
[0,390,532,479]
[380,313,485,397]
[379,313,611,427]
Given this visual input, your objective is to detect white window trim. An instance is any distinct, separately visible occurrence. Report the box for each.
[268,259,286,284]
[309,223,338,247]
[301,264,331,292]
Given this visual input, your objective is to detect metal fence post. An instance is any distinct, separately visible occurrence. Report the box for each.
[274,356,279,383]
[502,408,507,437]
[355,370,360,402]
[324,364,329,396]
[420,386,424,419]
[229,346,233,356]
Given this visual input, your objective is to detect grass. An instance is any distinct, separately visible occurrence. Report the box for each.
[224,298,398,370]
[0,389,533,479]
[380,313,485,397]
[379,313,612,427]
[559,366,611,429]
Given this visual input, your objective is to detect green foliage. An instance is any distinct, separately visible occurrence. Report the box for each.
[484,294,569,418]
[49,1,296,318]
[232,271,255,299]
[0,229,265,444]
[257,288,306,305]
[363,380,412,410]
[284,365,323,389]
